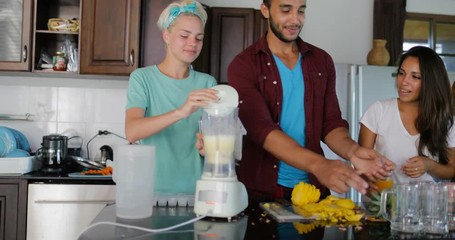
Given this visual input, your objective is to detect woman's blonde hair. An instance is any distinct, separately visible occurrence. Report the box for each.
[157,0,207,31]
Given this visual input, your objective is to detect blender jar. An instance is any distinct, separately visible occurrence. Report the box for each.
[200,107,238,179]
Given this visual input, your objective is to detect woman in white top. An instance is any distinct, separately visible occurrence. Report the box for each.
[359,46,455,184]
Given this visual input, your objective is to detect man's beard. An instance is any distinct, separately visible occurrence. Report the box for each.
[269,14,301,43]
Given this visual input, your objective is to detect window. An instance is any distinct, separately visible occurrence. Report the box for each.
[403,13,455,72]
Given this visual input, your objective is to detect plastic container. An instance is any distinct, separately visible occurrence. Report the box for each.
[113,144,155,219]
[0,156,41,174]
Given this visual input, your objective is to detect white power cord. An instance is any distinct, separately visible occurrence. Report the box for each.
[77,214,207,239]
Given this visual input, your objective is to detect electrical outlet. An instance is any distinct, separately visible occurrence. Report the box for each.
[98,130,110,135]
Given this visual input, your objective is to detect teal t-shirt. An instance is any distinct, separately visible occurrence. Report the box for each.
[126,65,217,194]
[273,54,309,188]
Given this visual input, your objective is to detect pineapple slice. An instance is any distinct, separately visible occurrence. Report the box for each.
[291,182,321,206]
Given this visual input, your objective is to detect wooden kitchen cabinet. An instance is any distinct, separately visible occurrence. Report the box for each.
[32,0,81,73]
[210,8,267,83]
[0,178,27,240]
[80,0,141,75]
[0,0,33,71]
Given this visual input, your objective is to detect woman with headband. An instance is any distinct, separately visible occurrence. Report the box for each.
[125,0,218,195]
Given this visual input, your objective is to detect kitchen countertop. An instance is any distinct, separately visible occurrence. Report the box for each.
[21,170,114,184]
[76,203,455,240]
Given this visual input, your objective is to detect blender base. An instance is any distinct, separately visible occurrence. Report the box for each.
[194,178,248,219]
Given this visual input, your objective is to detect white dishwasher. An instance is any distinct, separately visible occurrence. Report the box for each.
[26,183,116,240]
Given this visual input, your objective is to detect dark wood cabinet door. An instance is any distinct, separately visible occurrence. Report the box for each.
[254,10,268,41]
[80,0,141,75]
[0,179,27,240]
[140,0,174,68]
[210,8,267,84]
[0,0,33,71]
[140,0,210,73]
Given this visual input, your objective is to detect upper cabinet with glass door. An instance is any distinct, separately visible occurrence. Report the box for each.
[0,0,33,71]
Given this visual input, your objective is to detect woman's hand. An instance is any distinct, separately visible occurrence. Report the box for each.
[402,156,434,178]
[178,88,218,117]
[350,147,395,182]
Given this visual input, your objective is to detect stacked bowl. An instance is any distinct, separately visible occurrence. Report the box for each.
[0,126,30,158]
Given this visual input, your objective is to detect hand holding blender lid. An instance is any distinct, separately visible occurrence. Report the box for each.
[204,85,239,115]
[195,85,248,219]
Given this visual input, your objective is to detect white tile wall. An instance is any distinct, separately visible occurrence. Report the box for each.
[0,76,130,161]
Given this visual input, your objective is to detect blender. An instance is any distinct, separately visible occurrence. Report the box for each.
[194,85,248,220]
[37,134,68,172]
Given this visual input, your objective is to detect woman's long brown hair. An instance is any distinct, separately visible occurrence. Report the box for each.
[397,46,454,164]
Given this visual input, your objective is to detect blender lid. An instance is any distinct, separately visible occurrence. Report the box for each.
[43,134,67,140]
[204,85,239,115]
[210,85,238,108]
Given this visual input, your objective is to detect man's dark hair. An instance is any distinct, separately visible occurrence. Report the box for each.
[263,0,271,8]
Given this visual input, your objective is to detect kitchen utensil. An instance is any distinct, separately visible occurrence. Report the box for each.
[99,145,113,165]
[113,144,155,219]
[259,202,306,222]
[36,134,68,172]
[194,106,248,219]
[69,155,105,170]
[67,172,111,178]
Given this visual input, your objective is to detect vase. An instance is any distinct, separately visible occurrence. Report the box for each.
[367,39,390,66]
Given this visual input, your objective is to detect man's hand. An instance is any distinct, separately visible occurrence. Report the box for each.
[350,146,395,182]
[312,159,369,195]
[195,132,205,156]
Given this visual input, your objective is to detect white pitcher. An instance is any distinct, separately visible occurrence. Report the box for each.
[113,144,155,219]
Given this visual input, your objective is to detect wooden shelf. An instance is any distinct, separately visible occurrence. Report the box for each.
[32,0,81,73]
[35,30,79,35]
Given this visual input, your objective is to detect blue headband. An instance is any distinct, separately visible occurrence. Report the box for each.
[163,2,203,29]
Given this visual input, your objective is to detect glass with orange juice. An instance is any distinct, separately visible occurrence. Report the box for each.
[374,177,394,192]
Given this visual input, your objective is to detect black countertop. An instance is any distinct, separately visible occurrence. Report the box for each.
[21,170,114,184]
[77,204,455,240]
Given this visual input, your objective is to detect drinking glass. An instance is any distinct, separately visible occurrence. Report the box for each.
[380,182,422,233]
[446,183,455,232]
[374,177,394,193]
[421,182,449,235]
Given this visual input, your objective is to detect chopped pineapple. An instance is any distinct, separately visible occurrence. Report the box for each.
[334,199,355,209]
[291,182,364,224]
[291,182,321,206]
